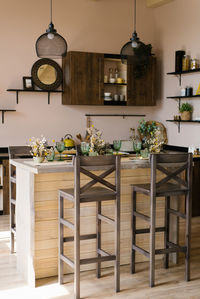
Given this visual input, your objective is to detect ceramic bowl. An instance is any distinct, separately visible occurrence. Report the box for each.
[104,92,111,97]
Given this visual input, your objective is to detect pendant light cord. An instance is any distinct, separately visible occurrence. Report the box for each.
[50,0,53,23]
[134,0,136,32]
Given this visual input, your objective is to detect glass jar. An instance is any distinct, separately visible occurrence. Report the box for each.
[182,55,190,71]
[190,59,199,70]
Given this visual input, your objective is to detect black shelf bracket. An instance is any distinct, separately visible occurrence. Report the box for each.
[0,110,16,124]
[7,89,63,104]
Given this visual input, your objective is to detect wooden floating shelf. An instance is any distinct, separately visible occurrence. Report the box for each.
[166,119,200,133]
[167,95,200,99]
[0,109,16,124]
[167,68,200,75]
[166,120,200,123]
[7,89,63,104]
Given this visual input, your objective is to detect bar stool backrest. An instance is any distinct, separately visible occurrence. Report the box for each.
[150,153,193,191]
[73,155,121,194]
[8,146,32,159]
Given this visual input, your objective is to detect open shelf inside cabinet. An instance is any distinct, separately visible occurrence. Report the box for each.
[103,54,127,106]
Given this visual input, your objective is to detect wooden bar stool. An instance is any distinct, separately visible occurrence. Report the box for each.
[58,155,121,299]
[8,146,31,253]
[130,153,192,287]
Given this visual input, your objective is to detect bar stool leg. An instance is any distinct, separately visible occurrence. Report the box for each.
[150,195,156,288]
[96,201,101,279]
[74,197,80,299]
[131,191,136,274]
[164,196,170,269]
[185,192,191,282]
[115,193,120,292]
[58,195,64,284]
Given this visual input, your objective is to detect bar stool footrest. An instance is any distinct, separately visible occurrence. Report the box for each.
[166,241,187,253]
[60,254,74,269]
[135,227,165,234]
[60,218,74,230]
[132,244,150,258]
[80,255,116,265]
[133,211,150,223]
[64,233,97,243]
[98,213,115,225]
[168,208,186,219]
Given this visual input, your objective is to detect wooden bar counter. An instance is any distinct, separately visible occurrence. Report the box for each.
[11,157,184,287]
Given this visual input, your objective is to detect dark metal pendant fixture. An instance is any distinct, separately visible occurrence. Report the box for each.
[35,0,67,59]
[120,0,152,71]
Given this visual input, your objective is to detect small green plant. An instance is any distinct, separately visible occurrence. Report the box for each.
[179,102,193,113]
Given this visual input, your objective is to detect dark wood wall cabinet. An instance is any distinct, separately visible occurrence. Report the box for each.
[62,51,156,106]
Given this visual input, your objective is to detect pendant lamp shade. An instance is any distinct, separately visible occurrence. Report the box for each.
[35,0,67,59]
[120,0,152,68]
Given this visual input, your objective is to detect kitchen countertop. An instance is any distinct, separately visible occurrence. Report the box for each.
[10,157,150,174]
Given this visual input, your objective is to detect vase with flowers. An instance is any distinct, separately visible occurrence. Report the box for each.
[29,136,47,163]
[87,126,109,156]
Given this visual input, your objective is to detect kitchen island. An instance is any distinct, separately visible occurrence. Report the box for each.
[11,157,183,287]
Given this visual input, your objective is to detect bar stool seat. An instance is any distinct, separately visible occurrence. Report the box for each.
[59,186,117,202]
[58,155,121,299]
[130,153,193,288]
[133,182,189,196]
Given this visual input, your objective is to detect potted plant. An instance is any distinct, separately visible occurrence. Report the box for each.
[179,102,193,120]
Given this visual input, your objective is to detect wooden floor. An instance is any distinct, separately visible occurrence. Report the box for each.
[1,215,200,299]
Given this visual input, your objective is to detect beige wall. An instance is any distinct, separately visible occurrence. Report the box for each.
[0,0,156,146]
[3,0,198,148]
[153,0,200,147]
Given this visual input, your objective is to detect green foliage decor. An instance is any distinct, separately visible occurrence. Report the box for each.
[179,102,193,113]
[138,119,157,137]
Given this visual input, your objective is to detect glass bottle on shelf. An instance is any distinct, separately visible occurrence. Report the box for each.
[109,68,115,83]
[115,68,119,80]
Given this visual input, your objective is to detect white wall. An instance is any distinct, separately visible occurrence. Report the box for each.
[0,0,157,146]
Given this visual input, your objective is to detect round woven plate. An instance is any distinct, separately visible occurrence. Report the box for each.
[31,58,63,91]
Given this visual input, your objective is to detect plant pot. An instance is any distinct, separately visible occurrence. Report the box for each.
[33,156,45,164]
[181,111,191,120]
[88,151,98,156]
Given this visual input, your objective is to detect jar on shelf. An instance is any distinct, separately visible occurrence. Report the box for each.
[190,59,199,70]
[182,55,190,71]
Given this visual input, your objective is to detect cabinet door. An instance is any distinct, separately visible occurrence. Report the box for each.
[62,51,104,105]
[127,56,156,106]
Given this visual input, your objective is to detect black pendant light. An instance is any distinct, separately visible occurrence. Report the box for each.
[120,0,152,73]
[35,0,67,59]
